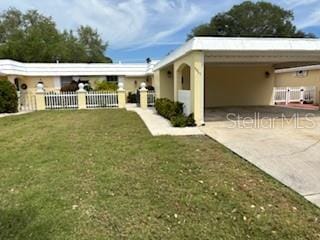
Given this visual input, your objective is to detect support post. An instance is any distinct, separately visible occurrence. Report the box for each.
[300,87,304,104]
[35,83,45,110]
[139,82,148,110]
[117,82,126,108]
[77,83,87,109]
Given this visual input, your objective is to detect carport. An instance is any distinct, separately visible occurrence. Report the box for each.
[153,37,320,125]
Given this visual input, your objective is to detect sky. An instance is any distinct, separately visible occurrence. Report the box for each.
[1,0,320,62]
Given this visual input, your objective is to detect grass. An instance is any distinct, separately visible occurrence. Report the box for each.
[0,109,320,239]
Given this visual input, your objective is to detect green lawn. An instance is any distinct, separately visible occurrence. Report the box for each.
[0,110,320,239]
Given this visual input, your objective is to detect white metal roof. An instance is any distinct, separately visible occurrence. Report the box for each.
[2,37,320,76]
[154,37,320,70]
[0,59,158,77]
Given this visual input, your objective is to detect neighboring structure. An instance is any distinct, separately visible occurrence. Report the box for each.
[275,65,320,104]
[2,37,320,125]
[0,60,157,94]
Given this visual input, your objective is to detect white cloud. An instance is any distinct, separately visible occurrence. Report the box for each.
[281,0,318,8]
[0,0,207,49]
[271,0,320,29]
[1,0,320,51]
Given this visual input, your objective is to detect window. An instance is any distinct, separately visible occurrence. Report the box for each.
[14,78,20,91]
[106,76,118,84]
[60,76,73,87]
[296,70,308,77]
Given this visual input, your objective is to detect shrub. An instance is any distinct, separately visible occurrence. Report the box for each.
[0,80,18,113]
[84,84,93,91]
[170,114,188,127]
[155,98,195,127]
[94,81,117,91]
[61,80,79,92]
[155,98,183,119]
[170,113,196,127]
[127,92,137,103]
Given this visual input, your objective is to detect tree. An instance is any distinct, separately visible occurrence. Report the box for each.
[78,26,111,63]
[0,8,112,63]
[188,1,315,39]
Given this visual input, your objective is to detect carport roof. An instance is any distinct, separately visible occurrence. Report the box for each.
[154,37,320,70]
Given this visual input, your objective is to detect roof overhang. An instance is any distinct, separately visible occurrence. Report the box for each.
[0,59,158,77]
[154,37,320,71]
[275,64,320,73]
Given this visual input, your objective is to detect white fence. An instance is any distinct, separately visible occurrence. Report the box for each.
[45,91,78,109]
[86,91,118,108]
[147,91,156,106]
[273,86,316,104]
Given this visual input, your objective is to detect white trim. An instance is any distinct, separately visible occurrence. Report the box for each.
[0,59,159,77]
[154,37,320,70]
[275,65,320,73]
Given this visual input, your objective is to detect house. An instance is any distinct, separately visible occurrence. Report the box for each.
[0,60,157,94]
[2,37,320,125]
[275,65,320,104]
[152,37,320,125]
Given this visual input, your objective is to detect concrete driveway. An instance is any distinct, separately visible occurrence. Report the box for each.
[200,106,320,207]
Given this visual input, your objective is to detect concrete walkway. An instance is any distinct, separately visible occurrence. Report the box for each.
[0,111,33,118]
[126,104,203,136]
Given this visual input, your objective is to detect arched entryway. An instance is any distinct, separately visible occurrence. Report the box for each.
[176,63,192,115]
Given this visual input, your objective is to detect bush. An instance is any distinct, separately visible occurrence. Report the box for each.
[94,81,117,91]
[61,80,79,92]
[0,80,18,113]
[84,84,93,91]
[170,114,196,127]
[127,92,137,103]
[155,98,183,119]
[155,98,195,127]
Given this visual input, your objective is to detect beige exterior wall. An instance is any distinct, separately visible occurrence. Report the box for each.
[173,51,204,125]
[204,64,275,107]
[153,67,174,100]
[153,70,160,98]
[157,65,174,100]
[5,75,152,95]
[8,76,57,93]
[123,76,151,94]
[86,76,106,89]
[275,70,320,104]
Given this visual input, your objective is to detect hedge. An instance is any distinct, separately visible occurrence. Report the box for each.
[155,98,195,127]
[0,80,18,113]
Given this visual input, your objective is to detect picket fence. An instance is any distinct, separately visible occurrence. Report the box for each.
[45,91,78,109]
[273,86,316,104]
[147,91,156,106]
[86,91,118,108]
[44,91,119,109]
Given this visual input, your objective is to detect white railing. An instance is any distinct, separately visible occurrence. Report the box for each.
[147,91,156,106]
[45,91,78,109]
[86,91,118,108]
[273,86,316,104]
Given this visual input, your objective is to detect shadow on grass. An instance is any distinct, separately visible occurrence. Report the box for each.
[0,208,51,240]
